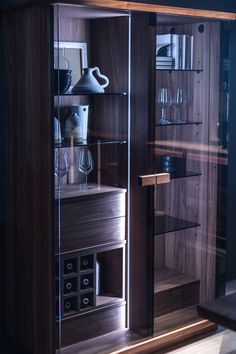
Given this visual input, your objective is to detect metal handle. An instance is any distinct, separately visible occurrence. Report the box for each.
[138,173,170,187]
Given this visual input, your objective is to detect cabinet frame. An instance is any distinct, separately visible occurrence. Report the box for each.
[2,1,236,353]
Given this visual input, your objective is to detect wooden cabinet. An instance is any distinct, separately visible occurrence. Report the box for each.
[1,1,236,353]
[52,4,130,348]
[153,19,222,333]
[55,187,126,345]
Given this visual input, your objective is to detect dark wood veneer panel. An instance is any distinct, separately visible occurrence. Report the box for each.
[3,5,54,354]
[155,281,200,317]
[60,217,126,252]
[156,22,221,305]
[60,303,126,347]
[57,190,126,252]
[60,191,126,225]
[129,13,156,336]
[154,268,200,316]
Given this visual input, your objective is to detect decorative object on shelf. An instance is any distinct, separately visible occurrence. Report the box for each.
[72,67,109,94]
[54,117,62,144]
[54,51,72,94]
[172,34,194,70]
[77,147,94,190]
[156,56,173,70]
[172,88,186,123]
[54,150,70,192]
[59,254,96,318]
[161,155,177,173]
[156,154,187,176]
[156,34,194,70]
[54,69,72,94]
[65,105,89,143]
[157,88,172,124]
[156,34,172,55]
[54,41,88,88]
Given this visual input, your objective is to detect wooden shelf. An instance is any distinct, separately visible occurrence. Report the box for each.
[154,267,200,316]
[155,215,200,235]
[155,170,201,180]
[96,295,124,307]
[57,241,126,257]
[156,69,203,73]
[63,292,78,298]
[155,267,199,293]
[80,288,94,295]
[156,121,202,127]
[60,296,124,319]
[62,272,78,279]
[57,92,127,96]
[55,138,127,148]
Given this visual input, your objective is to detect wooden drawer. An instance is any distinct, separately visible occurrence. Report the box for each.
[60,190,126,225]
[60,216,126,252]
[55,189,126,252]
[58,302,126,347]
[154,280,200,317]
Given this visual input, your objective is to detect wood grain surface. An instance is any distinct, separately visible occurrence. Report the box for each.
[128,12,156,336]
[155,21,221,307]
[1,1,235,21]
[2,5,54,354]
[59,302,126,347]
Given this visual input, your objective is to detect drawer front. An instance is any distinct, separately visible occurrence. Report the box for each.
[60,217,126,252]
[60,192,126,226]
[154,281,200,317]
[59,303,126,347]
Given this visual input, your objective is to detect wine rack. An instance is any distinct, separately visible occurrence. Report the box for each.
[57,253,96,318]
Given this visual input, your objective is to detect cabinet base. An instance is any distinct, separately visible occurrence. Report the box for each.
[57,302,126,348]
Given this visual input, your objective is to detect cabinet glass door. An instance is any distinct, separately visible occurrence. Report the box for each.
[153,15,234,337]
[53,4,130,351]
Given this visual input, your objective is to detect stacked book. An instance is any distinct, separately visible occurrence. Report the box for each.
[156,56,173,70]
[156,34,194,70]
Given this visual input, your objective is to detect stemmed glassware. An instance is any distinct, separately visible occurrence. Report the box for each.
[157,88,172,124]
[77,147,94,190]
[54,149,70,193]
[173,88,186,123]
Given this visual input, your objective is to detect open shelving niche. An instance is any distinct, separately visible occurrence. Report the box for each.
[154,17,220,330]
[55,184,127,346]
[54,4,130,347]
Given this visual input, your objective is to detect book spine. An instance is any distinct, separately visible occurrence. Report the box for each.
[181,35,186,70]
[172,34,180,70]
[190,35,194,70]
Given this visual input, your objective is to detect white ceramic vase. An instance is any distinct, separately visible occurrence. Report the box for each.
[65,105,89,142]
[72,67,109,94]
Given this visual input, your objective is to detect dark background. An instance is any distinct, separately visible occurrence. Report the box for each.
[0,0,236,349]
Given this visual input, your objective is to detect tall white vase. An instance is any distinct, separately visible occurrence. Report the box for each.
[65,105,89,142]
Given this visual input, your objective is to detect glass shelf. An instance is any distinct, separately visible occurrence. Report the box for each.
[54,138,127,148]
[156,121,202,127]
[155,215,200,235]
[156,69,203,73]
[155,170,201,180]
[57,92,127,97]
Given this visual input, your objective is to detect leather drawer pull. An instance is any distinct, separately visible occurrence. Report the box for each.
[138,173,170,186]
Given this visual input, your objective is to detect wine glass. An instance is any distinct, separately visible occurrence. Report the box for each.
[54,150,70,193]
[173,88,186,123]
[157,88,172,124]
[77,147,94,190]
